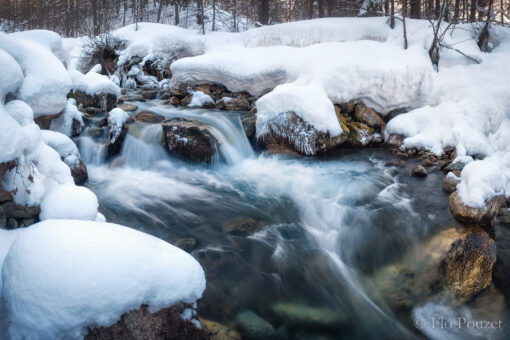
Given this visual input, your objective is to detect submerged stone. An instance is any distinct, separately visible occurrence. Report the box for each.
[235,310,275,340]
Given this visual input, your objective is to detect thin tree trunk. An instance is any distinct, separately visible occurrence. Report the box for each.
[259,0,269,25]
[403,0,408,49]
[390,0,395,27]
[212,0,216,30]
[453,0,460,22]
[410,0,421,18]
[157,0,163,23]
[174,1,179,25]
[91,0,99,35]
[319,0,325,17]
[435,0,441,18]
[470,0,477,20]
[309,0,314,19]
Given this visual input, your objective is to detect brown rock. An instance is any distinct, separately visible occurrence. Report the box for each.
[34,112,62,129]
[450,191,506,227]
[216,97,251,111]
[441,227,496,302]
[162,118,219,163]
[134,110,165,123]
[442,174,461,193]
[411,165,427,177]
[85,304,208,340]
[354,103,386,131]
[69,90,117,111]
[71,160,88,185]
[386,133,404,148]
[169,96,181,105]
[421,158,434,167]
[2,201,40,220]
[222,218,261,236]
[119,103,138,112]
[141,90,158,100]
[241,108,257,140]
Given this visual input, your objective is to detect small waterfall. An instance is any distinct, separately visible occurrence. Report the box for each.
[120,124,168,168]
[77,136,106,165]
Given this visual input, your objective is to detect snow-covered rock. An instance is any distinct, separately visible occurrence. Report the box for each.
[1,219,205,339]
[39,185,98,221]
[0,32,71,117]
[108,108,128,144]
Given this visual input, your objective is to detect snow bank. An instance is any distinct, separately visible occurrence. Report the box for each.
[41,129,81,166]
[0,32,71,116]
[69,67,121,96]
[113,23,204,68]
[108,108,128,143]
[39,185,98,221]
[1,220,205,339]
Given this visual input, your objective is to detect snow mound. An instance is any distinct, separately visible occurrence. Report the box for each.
[69,68,120,96]
[39,185,98,221]
[1,220,205,339]
[41,129,81,167]
[10,29,69,63]
[0,32,71,117]
[5,100,34,126]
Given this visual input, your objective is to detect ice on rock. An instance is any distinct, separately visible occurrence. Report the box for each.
[0,32,71,117]
[40,185,98,221]
[108,108,128,143]
[1,220,205,339]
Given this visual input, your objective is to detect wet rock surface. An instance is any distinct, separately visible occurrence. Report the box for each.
[450,192,506,227]
[70,159,89,185]
[411,164,428,177]
[162,118,219,163]
[85,304,208,340]
[235,310,275,340]
[69,90,117,111]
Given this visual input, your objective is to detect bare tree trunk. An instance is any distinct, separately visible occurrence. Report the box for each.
[390,0,395,27]
[453,0,460,22]
[309,0,314,19]
[410,0,421,18]
[319,0,325,17]
[435,0,441,18]
[470,0,477,20]
[233,0,238,31]
[328,0,334,16]
[91,0,99,35]
[174,1,179,25]
[157,0,164,23]
[212,0,216,30]
[259,0,270,25]
[500,0,504,23]
[403,0,409,49]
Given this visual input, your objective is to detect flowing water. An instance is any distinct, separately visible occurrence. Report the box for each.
[77,100,507,340]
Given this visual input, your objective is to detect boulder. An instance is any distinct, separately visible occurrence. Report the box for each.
[411,165,428,177]
[440,227,496,302]
[85,304,208,340]
[258,112,347,156]
[162,118,219,163]
[235,310,275,340]
[107,125,128,159]
[373,226,496,309]
[450,192,506,227]
[445,161,466,172]
[6,218,18,229]
[69,90,117,111]
[353,103,385,131]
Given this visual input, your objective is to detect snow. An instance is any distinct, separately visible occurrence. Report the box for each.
[10,30,69,63]
[0,32,71,117]
[108,108,128,143]
[188,90,213,107]
[69,67,121,96]
[50,98,83,137]
[39,185,98,221]
[1,219,205,339]
[41,129,82,168]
